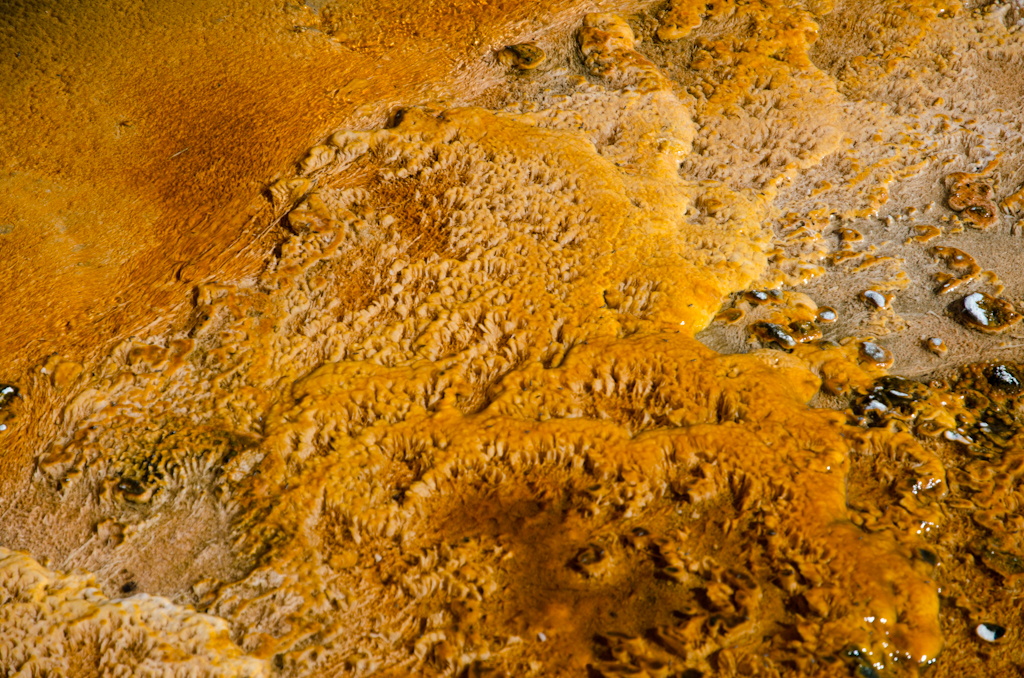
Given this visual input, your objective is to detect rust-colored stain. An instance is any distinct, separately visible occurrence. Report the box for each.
[3,0,1024,676]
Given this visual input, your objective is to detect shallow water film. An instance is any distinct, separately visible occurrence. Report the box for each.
[2,0,1024,675]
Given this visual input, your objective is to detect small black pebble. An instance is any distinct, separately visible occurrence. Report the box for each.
[919,548,939,566]
[857,665,880,678]
[121,581,137,594]
[631,527,649,537]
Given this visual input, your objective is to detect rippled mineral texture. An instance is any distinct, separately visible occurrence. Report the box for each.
[3,0,1024,676]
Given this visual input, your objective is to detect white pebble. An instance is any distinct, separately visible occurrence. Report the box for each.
[976,623,1005,642]
[943,430,972,444]
[864,400,888,412]
[862,342,887,361]
[964,293,989,326]
[864,290,887,308]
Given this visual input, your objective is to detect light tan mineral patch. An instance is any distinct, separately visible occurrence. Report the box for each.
[0,548,265,677]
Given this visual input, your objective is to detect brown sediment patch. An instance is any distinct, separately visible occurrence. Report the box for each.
[945,168,999,229]
[910,223,943,243]
[713,306,745,324]
[953,292,1022,334]
[1003,182,1024,215]
[932,245,983,295]
[498,43,547,70]
[655,0,705,41]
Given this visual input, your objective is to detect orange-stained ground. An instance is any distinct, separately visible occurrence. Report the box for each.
[2,0,1024,676]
